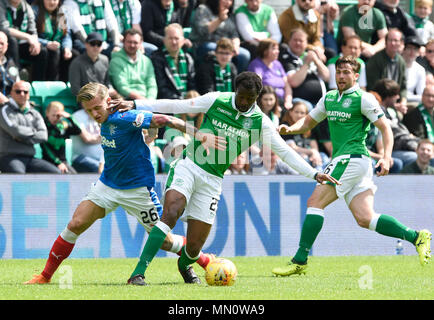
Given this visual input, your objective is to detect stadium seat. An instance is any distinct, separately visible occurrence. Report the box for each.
[65,138,72,165]
[29,84,43,113]
[34,143,42,159]
[34,140,73,165]
[31,81,78,114]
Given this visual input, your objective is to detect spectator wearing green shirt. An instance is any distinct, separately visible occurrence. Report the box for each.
[41,101,82,174]
[109,28,158,100]
[336,0,388,59]
[235,0,281,60]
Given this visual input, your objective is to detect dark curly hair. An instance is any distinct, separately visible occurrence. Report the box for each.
[235,72,263,94]
[336,55,361,74]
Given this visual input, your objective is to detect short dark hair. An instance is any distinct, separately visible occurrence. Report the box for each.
[123,28,143,40]
[342,34,361,47]
[373,79,400,100]
[386,28,404,43]
[216,37,234,52]
[336,55,361,74]
[235,72,263,94]
[417,139,434,150]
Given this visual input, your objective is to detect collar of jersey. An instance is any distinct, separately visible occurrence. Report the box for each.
[231,93,256,119]
[337,84,360,101]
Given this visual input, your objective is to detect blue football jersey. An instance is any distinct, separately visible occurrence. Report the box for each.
[99,110,155,189]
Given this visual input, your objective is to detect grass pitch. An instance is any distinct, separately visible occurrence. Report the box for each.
[1,256,432,300]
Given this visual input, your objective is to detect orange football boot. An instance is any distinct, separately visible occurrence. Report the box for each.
[24,274,50,284]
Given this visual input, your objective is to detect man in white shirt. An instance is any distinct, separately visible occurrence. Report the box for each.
[235,0,281,59]
[402,36,426,105]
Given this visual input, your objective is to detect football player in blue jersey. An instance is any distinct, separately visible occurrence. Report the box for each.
[24,82,226,285]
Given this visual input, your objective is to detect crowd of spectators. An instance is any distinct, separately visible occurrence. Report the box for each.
[0,0,433,175]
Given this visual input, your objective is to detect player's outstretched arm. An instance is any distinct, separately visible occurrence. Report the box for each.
[278,114,318,135]
[108,99,134,113]
[150,114,227,155]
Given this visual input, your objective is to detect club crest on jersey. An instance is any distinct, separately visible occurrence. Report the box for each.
[174,178,184,187]
[133,113,145,127]
[342,98,352,108]
[109,124,117,135]
[242,117,253,129]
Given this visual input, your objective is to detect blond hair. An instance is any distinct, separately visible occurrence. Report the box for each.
[77,82,108,104]
[165,23,184,36]
[415,0,433,8]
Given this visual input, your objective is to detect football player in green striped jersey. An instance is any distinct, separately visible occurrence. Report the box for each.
[272,56,431,277]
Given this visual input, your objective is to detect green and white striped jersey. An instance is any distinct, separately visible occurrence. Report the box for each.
[310,85,384,159]
[136,92,318,179]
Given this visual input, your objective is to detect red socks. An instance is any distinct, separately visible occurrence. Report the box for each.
[41,235,75,280]
[195,253,211,269]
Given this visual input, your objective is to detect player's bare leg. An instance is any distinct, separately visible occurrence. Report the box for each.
[349,189,431,265]
[348,189,375,228]
[177,219,213,284]
[25,200,106,284]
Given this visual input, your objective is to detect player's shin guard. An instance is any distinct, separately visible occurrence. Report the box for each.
[131,221,170,277]
[178,246,200,271]
[41,228,77,280]
[369,214,418,243]
[293,208,324,264]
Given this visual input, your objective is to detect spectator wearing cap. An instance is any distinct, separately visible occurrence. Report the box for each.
[402,35,426,105]
[68,32,116,97]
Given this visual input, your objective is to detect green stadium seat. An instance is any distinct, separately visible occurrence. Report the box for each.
[34,143,42,159]
[154,139,167,152]
[30,81,78,114]
[29,85,43,113]
[34,140,73,165]
[65,138,72,165]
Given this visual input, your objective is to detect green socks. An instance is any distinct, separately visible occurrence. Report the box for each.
[293,208,324,264]
[130,222,170,278]
[178,245,199,271]
[372,214,418,244]
[292,210,419,266]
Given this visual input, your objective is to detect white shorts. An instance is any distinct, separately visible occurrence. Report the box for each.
[84,180,162,232]
[164,157,222,225]
[324,154,377,206]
